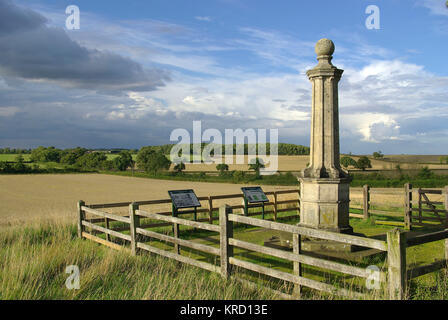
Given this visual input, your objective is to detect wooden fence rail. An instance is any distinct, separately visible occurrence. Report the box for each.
[78,198,448,299]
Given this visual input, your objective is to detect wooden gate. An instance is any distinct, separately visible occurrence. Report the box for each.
[406,184,448,229]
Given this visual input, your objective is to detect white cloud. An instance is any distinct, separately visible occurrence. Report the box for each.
[195,16,212,22]
[419,0,448,16]
[0,106,20,117]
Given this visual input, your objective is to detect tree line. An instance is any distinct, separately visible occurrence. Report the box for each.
[0,148,32,154]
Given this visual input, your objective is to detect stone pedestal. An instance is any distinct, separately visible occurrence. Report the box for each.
[299,177,352,234]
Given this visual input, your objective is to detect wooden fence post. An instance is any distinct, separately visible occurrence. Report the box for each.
[404,183,412,230]
[77,200,85,238]
[418,188,422,224]
[220,205,233,278]
[105,217,110,242]
[363,185,370,220]
[273,192,278,221]
[387,228,407,300]
[444,186,448,227]
[129,202,140,256]
[445,238,448,267]
[208,196,213,224]
[293,233,302,298]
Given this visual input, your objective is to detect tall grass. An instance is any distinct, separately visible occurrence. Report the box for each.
[1,222,448,300]
[0,222,279,300]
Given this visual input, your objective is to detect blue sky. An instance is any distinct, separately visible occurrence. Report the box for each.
[0,0,447,154]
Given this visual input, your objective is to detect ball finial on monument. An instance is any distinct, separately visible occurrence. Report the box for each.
[315,38,335,56]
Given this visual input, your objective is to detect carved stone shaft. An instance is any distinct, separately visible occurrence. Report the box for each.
[299,39,352,234]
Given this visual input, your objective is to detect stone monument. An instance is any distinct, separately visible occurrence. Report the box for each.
[299,38,353,235]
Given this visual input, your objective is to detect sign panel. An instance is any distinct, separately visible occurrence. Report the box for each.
[168,189,201,209]
[241,187,268,204]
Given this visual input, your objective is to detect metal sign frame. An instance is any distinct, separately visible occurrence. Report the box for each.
[241,186,268,219]
[168,189,201,221]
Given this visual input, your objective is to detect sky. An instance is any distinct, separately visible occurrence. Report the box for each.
[0,0,447,154]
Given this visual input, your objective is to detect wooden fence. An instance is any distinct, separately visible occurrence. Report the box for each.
[80,189,300,234]
[349,184,407,227]
[78,199,448,299]
[404,184,448,229]
[351,184,448,230]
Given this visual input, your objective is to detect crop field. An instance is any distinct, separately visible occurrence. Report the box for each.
[174,155,448,172]
[0,174,295,226]
[2,173,444,227]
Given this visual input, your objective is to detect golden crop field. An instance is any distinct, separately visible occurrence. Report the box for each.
[3,173,444,228]
[0,174,295,226]
[180,154,448,171]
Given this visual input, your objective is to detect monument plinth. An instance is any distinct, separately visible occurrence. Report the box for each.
[299,39,352,235]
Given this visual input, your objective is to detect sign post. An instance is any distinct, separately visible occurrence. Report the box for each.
[241,187,269,219]
[168,189,201,218]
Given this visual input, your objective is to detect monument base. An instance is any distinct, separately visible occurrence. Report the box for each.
[298,177,352,233]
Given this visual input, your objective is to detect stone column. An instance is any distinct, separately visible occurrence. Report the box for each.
[299,39,352,234]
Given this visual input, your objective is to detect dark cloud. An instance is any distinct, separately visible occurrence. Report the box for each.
[0,0,169,92]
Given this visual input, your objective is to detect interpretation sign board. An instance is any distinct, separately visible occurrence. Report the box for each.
[168,189,201,209]
[241,187,268,204]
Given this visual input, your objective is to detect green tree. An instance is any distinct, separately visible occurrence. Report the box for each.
[417,166,434,179]
[340,156,357,168]
[355,156,372,171]
[112,151,134,171]
[232,170,245,182]
[75,152,107,169]
[13,154,27,172]
[60,147,87,165]
[216,163,229,176]
[30,146,62,163]
[173,161,186,173]
[372,151,384,159]
[248,158,265,178]
[136,147,155,170]
[137,148,171,174]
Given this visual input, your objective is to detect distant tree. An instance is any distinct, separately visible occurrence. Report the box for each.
[355,156,372,171]
[30,146,62,163]
[13,154,27,172]
[173,161,186,173]
[340,156,357,168]
[136,147,155,170]
[101,160,115,171]
[0,162,13,173]
[439,156,448,164]
[417,166,434,179]
[248,158,265,178]
[75,152,107,169]
[216,163,229,175]
[60,147,87,165]
[137,148,171,174]
[372,151,384,159]
[232,170,245,182]
[112,150,134,171]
